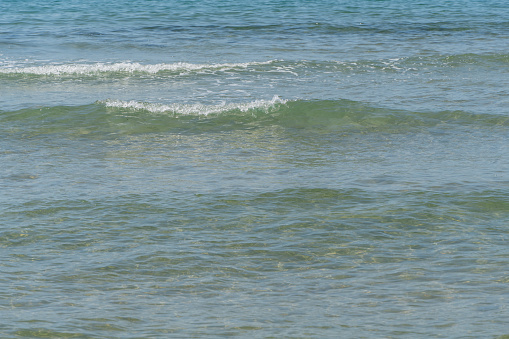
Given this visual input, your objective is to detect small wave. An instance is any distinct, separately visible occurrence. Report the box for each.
[99,96,287,116]
[0,60,277,76]
[2,98,507,139]
[97,97,509,134]
[1,54,507,80]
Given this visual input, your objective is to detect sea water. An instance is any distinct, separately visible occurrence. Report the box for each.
[1,0,509,337]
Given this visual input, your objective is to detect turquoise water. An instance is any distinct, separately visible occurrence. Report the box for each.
[1,0,509,338]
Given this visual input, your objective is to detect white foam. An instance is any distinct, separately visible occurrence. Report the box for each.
[0,60,277,76]
[99,96,287,116]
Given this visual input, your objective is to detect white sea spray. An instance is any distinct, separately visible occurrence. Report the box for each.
[99,96,287,116]
[0,60,277,76]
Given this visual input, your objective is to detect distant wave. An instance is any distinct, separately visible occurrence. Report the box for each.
[0,60,278,77]
[1,54,507,80]
[140,20,509,36]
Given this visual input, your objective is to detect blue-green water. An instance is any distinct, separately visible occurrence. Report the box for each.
[1,0,509,337]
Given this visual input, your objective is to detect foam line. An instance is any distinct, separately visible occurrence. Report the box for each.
[0,61,277,76]
[99,96,287,115]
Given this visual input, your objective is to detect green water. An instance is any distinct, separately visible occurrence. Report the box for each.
[2,0,509,337]
[2,100,508,337]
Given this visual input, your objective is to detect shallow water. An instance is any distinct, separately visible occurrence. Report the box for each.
[1,0,509,338]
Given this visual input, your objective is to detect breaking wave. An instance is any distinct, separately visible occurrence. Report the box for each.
[2,98,507,139]
[0,60,277,77]
[99,96,287,116]
[1,53,508,80]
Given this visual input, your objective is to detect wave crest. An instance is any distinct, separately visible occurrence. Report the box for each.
[99,96,287,116]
